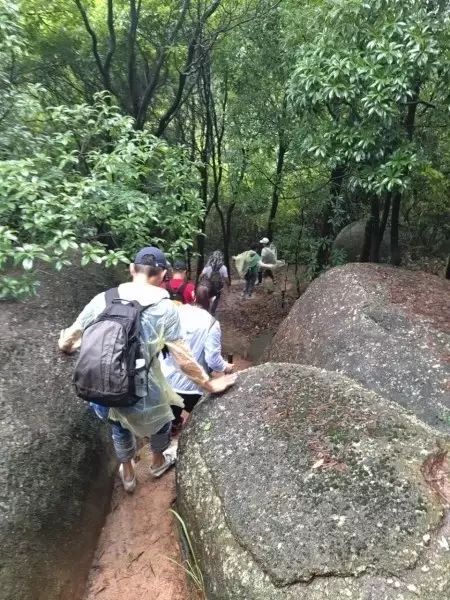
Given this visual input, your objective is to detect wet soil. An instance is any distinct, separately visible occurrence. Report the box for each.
[83,445,188,600]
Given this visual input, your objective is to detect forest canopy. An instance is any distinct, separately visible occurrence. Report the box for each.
[1,0,449,297]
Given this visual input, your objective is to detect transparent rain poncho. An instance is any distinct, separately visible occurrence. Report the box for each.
[233,247,285,279]
[261,244,277,265]
[109,318,184,438]
[234,250,259,278]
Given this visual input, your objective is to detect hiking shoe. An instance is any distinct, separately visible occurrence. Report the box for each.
[119,461,137,493]
[150,445,177,478]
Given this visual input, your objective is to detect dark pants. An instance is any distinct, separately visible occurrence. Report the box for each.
[244,271,257,297]
[171,393,203,427]
[258,268,274,284]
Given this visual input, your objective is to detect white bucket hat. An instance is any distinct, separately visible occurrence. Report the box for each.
[259,237,269,244]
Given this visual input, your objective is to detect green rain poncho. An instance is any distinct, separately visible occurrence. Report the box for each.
[234,250,260,278]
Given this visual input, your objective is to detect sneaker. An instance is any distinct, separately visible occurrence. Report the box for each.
[149,445,177,478]
[119,461,137,493]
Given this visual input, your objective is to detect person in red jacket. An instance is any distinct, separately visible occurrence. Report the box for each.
[162,258,195,304]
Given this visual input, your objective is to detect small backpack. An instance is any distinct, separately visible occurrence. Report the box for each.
[167,280,188,304]
[73,287,154,408]
[209,266,224,297]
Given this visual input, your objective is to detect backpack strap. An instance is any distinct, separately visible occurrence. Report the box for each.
[105,287,147,311]
[208,315,217,331]
[105,287,120,304]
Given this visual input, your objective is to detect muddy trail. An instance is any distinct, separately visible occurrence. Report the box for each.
[84,275,297,600]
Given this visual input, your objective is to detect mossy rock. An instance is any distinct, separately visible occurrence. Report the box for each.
[0,263,118,600]
[267,263,450,434]
[333,219,391,262]
[177,364,450,599]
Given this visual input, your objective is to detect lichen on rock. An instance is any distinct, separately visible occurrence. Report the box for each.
[177,364,450,600]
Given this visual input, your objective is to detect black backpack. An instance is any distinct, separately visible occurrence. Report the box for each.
[167,280,188,303]
[73,287,153,408]
[209,265,223,298]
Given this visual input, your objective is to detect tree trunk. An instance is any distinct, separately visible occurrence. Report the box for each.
[186,248,192,280]
[196,159,209,280]
[127,0,140,120]
[360,217,371,263]
[223,204,235,281]
[223,230,231,281]
[379,191,391,244]
[360,195,381,262]
[214,203,229,274]
[267,140,287,241]
[388,83,420,266]
[390,190,402,266]
[314,164,345,275]
[267,96,288,240]
[369,195,381,262]
[196,222,207,281]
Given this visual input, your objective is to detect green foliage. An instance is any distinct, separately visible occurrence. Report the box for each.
[0,89,203,298]
[0,2,27,132]
[1,0,450,297]
[288,0,450,193]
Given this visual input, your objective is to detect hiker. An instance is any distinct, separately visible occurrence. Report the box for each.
[162,257,195,304]
[257,237,276,285]
[58,246,236,492]
[243,245,260,298]
[161,284,234,435]
[200,250,228,315]
[233,246,272,299]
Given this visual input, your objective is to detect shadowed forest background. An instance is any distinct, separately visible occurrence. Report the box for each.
[1,0,449,298]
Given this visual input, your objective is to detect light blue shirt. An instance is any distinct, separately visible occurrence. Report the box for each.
[161,304,227,394]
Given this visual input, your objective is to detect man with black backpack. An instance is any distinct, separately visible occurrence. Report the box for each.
[162,258,195,305]
[58,246,236,492]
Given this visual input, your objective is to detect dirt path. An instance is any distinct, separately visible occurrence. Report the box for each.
[217,273,297,363]
[83,272,296,600]
[84,445,186,600]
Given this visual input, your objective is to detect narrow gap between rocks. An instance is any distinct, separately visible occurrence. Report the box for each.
[83,271,297,600]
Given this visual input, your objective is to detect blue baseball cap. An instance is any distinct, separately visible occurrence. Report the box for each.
[133,246,169,268]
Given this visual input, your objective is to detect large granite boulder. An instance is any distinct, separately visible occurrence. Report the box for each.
[0,264,117,600]
[333,219,391,262]
[267,264,450,434]
[177,364,450,599]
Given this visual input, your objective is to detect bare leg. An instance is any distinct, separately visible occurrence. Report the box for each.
[121,459,135,482]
